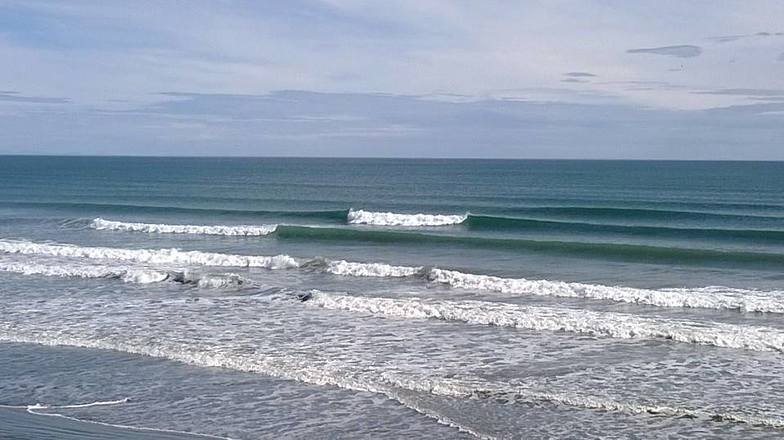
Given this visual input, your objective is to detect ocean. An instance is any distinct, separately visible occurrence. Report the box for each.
[1,156,784,439]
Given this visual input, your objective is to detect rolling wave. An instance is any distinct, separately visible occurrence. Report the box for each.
[88,214,784,245]
[429,269,784,313]
[347,209,467,226]
[3,239,784,313]
[0,240,299,269]
[7,199,784,225]
[91,218,278,236]
[465,215,784,241]
[495,206,784,223]
[4,332,784,432]
[302,291,784,352]
[0,260,170,284]
[0,200,349,221]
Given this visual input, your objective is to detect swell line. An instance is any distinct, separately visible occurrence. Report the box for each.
[88,215,784,244]
[275,225,784,267]
[465,215,784,241]
[0,200,349,221]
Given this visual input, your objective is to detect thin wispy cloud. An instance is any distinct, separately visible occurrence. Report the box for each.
[564,72,597,78]
[626,45,703,58]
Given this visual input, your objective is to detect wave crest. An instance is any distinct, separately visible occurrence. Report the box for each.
[91,218,278,236]
[347,209,467,226]
[325,260,424,278]
[429,269,784,314]
[0,240,299,269]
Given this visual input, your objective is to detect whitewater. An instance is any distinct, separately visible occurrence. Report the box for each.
[3,238,784,313]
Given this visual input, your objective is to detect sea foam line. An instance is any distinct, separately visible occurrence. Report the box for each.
[0,332,496,440]
[315,260,784,314]
[23,399,235,440]
[347,209,467,226]
[0,258,251,288]
[3,332,783,433]
[429,268,784,314]
[302,290,784,352]
[0,240,299,269]
[27,398,130,410]
[0,260,171,284]
[91,218,278,236]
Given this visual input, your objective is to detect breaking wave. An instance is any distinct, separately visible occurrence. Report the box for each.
[91,218,278,236]
[0,260,171,284]
[347,209,467,226]
[324,259,424,278]
[429,269,784,314]
[3,239,784,313]
[0,239,299,269]
[0,259,251,288]
[302,291,784,352]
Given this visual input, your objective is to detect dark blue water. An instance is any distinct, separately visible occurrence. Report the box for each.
[2,157,784,439]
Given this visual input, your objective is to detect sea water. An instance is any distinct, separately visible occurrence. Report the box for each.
[1,157,784,438]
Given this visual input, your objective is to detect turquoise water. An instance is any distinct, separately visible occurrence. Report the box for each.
[1,157,784,438]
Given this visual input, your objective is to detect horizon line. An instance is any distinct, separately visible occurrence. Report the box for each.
[1,153,783,163]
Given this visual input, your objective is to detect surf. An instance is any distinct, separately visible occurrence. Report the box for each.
[4,239,784,313]
[0,240,299,269]
[4,333,784,433]
[301,290,784,352]
[91,218,279,236]
[347,209,468,226]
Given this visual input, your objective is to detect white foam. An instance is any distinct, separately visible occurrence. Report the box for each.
[0,240,299,270]
[347,209,467,226]
[28,398,130,410]
[0,260,170,284]
[325,260,423,278]
[429,269,784,314]
[304,291,784,352]
[91,218,278,236]
[0,259,256,289]
[382,372,784,429]
[193,272,248,289]
[4,331,783,433]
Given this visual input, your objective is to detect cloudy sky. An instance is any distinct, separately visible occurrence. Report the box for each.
[1,0,783,158]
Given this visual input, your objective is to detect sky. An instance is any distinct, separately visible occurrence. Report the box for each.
[0,0,783,159]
